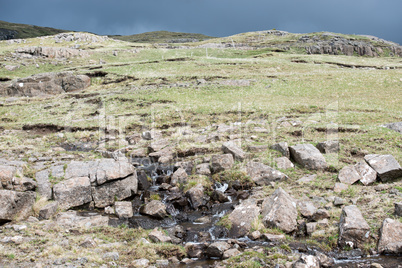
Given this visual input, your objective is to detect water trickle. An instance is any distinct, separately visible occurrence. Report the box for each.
[215,182,228,193]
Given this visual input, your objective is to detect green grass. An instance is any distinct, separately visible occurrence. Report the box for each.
[0,20,68,39]
[109,30,215,43]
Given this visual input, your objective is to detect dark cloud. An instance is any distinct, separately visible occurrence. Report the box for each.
[0,0,401,44]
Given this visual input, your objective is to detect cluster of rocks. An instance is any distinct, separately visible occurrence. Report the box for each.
[0,71,91,97]
[53,33,109,43]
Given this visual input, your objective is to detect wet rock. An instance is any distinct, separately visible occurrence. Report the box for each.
[38,202,58,220]
[298,201,317,218]
[186,184,206,209]
[195,163,211,176]
[206,241,231,258]
[395,202,402,216]
[53,177,92,210]
[0,72,91,97]
[222,141,246,161]
[338,165,361,185]
[261,188,297,233]
[293,254,320,268]
[115,201,133,218]
[355,161,377,186]
[275,157,294,170]
[137,170,151,191]
[316,140,339,154]
[149,228,172,243]
[315,251,334,267]
[0,190,36,222]
[249,230,262,240]
[140,200,168,219]
[334,182,348,193]
[149,147,175,164]
[91,174,137,208]
[364,154,402,182]
[289,144,328,170]
[377,218,402,254]
[228,199,260,238]
[211,190,229,203]
[338,205,370,249]
[223,248,241,259]
[211,154,234,173]
[263,233,286,242]
[271,142,290,158]
[170,167,188,186]
[246,161,288,186]
[56,211,109,228]
[185,242,207,258]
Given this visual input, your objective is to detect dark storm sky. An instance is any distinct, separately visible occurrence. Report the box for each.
[1,0,401,44]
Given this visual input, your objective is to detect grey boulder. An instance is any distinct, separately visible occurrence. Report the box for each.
[338,205,370,249]
[290,144,327,170]
[364,154,402,182]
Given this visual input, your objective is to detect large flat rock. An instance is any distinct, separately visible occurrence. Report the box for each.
[53,177,92,210]
[364,154,402,182]
[338,205,370,249]
[289,144,327,170]
[0,190,36,222]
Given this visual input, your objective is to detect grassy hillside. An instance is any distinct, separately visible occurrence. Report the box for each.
[110,30,215,43]
[0,20,68,40]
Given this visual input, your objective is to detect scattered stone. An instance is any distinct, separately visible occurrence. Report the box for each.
[223,248,241,259]
[140,200,168,219]
[114,201,133,218]
[53,177,92,210]
[338,205,370,249]
[312,209,330,221]
[338,165,361,185]
[275,157,294,170]
[210,154,234,173]
[206,241,231,258]
[38,202,58,220]
[156,259,169,266]
[383,122,402,134]
[306,222,318,236]
[148,139,170,153]
[186,184,205,209]
[248,230,262,240]
[289,144,327,170]
[0,190,36,222]
[261,187,297,233]
[170,168,188,186]
[364,154,402,182]
[293,254,320,268]
[297,174,317,184]
[222,141,246,161]
[334,182,348,193]
[395,202,402,217]
[132,259,150,268]
[315,251,334,267]
[80,237,97,248]
[316,140,339,154]
[247,145,268,153]
[334,197,345,206]
[263,233,286,242]
[298,200,317,218]
[56,211,109,229]
[228,199,260,238]
[211,190,229,203]
[148,228,172,243]
[377,218,402,254]
[355,161,377,186]
[102,252,119,261]
[246,161,288,186]
[195,163,211,176]
[271,142,290,158]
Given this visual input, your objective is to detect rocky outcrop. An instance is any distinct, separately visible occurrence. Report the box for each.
[261,188,297,233]
[140,200,168,219]
[206,241,231,258]
[0,72,91,97]
[364,154,402,182]
[245,161,288,185]
[15,46,89,59]
[186,184,205,209]
[377,218,402,254]
[114,201,134,218]
[0,190,36,222]
[338,205,370,249]
[56,211,109,228]
[289,144,327,170]
[228,199,260,238]
[54,33,109,43]
[210,154,234,173]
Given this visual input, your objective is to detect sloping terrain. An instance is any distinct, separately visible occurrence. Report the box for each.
[0,20,68,40]
[0,30,401,267]
[110,30,215,43]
